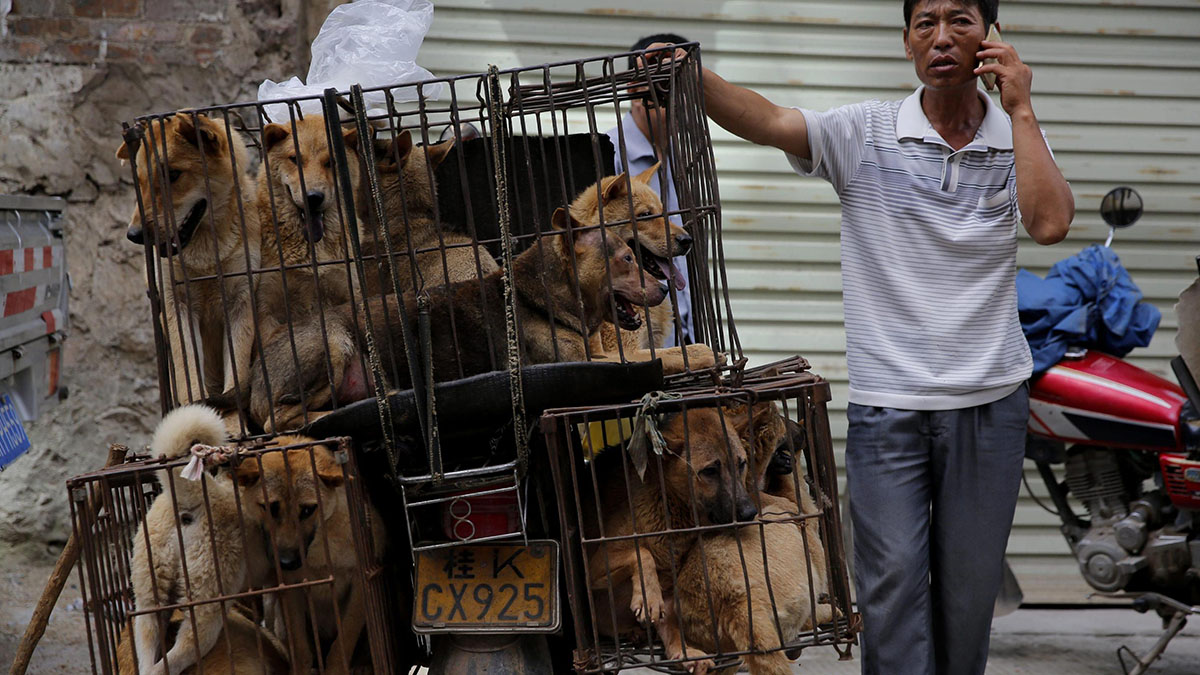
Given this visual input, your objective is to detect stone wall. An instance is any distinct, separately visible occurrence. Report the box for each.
[0,0,341,545]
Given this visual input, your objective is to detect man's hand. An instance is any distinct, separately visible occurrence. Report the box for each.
[640,42,688,67]
[974,39,1033,117]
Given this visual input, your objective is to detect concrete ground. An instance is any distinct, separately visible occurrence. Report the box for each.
[3,541,1198,674]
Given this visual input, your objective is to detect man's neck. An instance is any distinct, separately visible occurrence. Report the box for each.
[921,84,985,151]
[632,106,666,155]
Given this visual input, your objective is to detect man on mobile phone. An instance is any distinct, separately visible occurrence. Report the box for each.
[647,1,1073,673]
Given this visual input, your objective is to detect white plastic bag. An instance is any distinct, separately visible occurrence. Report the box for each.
[258,0,443,122]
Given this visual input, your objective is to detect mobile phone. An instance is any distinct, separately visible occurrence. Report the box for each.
[980,24,1002,91]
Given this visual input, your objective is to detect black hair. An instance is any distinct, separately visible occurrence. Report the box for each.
[903,0,998,29]
[628,33,690,71]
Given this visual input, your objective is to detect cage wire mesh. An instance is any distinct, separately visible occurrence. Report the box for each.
[540,365,859,673]
[67,436,393,674]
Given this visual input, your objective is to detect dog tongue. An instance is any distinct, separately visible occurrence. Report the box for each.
[305,211,325,243]
[661,259,687,291]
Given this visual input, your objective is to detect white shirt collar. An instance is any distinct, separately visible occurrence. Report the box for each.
[895,85,1013,151]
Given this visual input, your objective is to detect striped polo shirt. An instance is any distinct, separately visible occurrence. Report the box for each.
[789,87,1035,410]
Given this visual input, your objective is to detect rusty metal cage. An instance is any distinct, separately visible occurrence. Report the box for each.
[67,436,398,674]
[540,362,860,673]
[118,43,739,455]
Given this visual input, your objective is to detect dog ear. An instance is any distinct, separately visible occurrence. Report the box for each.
[115,142,130,161]
[550,207,570,231]
[176,114,222,154]
[634,161,661,185]
[377,130,413,173]
[342,125,359,151]
[235,458,262,488]
[602,172,629,203]
[425,137,455,169]
[262,123,290,152]
[314,447,345,488]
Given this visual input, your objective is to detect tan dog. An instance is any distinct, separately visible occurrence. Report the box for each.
[570,165,718,371]
[235,436,386,675]
[675,402,833,675]
[354,207,669,388]
[117,114,260,402]
[116,604,289,675]
[129,405,272,675]
[255,114,360,344]
[585,406,760,673]
[364,129,499,294]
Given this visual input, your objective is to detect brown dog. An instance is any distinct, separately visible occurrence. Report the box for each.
[364,129,499,294]
[236,436,386,674]
[117,113,260,402]
[584,406,760,673]
[674,402,833,675]
[255,114,360,345]
[353,207,668,388]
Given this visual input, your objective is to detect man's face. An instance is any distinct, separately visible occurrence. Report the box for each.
[632,98,669,147]
[904,0,988,90]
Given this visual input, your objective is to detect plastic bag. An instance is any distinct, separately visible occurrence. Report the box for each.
[258,0,443,122]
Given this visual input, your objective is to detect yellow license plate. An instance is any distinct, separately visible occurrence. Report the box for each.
[413,541,559,633]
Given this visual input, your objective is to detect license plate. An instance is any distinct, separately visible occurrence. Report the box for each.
[0,394,31,471]
[413,541,559,633]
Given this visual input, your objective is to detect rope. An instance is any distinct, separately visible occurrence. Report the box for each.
[180,443,239,481]
[486,66,530,477]
[626,391,682,481]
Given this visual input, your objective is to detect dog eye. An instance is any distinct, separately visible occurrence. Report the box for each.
[738,458,748,471]
[624,254,635,264]
[700,464,720,478]
[269,501,281,519]
[299,505,317,520]
[168,169,182,183]
[287,155,297,164]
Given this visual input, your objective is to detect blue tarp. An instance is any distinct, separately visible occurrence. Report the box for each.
[1016,244,1160,373]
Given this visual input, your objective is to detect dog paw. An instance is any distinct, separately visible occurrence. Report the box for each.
[676,648,714,675]
[683,343,723,370]
[630,590,665,626]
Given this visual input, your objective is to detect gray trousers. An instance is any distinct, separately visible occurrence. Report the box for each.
[845,384,1029,675]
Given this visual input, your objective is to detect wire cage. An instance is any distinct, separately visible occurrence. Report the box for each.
[66,436,397,674]
[117,42,739,452]
[539,363,860,673]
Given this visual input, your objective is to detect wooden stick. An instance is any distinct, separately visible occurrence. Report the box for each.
[9,443,128,675]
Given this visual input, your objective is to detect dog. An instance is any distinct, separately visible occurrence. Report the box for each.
[129,404,272,675]
[364,129,499,295]
[255,114,360,345]
[584,406,760,673]
[116,603,289,675]
[353,207,669,388]
[235,436,386,674]
[569,164,719,370]
[673,402,833,675]
[117,113,261,402]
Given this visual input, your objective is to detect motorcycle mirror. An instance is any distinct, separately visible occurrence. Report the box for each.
[1100,186,1143,247]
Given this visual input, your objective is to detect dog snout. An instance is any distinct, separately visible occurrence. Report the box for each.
[278,549,302,571]
[735,498,759,523]
[305,190,325,212]
[675,232,693,254]
[126,223,145,245]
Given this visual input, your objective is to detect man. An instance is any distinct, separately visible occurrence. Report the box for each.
[606,33,694,347]
[652,1,1073,673]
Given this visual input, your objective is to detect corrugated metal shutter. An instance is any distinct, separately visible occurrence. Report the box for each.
[421,0,1200,603]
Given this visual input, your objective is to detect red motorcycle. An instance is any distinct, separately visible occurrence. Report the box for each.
[1022,187,1200,674]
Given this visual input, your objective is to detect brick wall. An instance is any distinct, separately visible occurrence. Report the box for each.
[2,0,247,67]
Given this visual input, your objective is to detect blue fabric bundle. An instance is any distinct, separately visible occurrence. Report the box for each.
[1016,244,1160,373]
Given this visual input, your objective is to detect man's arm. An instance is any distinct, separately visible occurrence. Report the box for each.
[646,44,811,159]
[976,39,1074,245]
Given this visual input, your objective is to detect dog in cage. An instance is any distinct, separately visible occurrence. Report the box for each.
[116,603,289,675]
[116,113,261,403]
[584,405,763,673]
[675,402,833,675]
[237,434,386,674]
[128,404,275,675]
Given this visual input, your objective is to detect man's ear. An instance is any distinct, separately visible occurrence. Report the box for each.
[425,137,455,170]
[176,114,222,154]
[378,129,413,173]
[634,161,661,185]
[903,27,913,61]
[602,173,629,203]
[262,123,290,152]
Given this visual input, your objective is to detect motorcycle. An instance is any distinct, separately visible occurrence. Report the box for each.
[1021,186,1200,673]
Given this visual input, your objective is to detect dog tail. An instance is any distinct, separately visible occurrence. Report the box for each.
[150,404,228,460]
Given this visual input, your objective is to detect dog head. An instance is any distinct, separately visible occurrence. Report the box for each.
[658,406,758,526]
[568,162,692,292]
[234,437,345,572]
[260,115,359,246]
[727,400,788,492]
[551,208,667,331]
[376,129,455,223]
[116,113,245,258]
